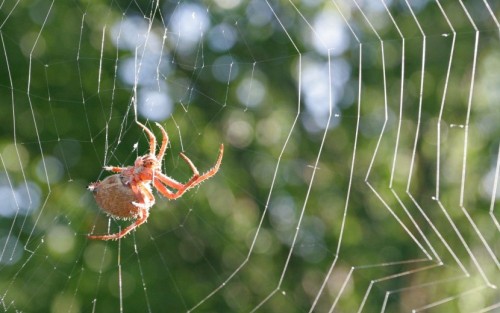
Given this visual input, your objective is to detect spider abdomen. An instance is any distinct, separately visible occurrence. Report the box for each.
[89,174,151,220]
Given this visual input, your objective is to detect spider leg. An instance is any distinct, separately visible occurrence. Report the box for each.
[153,144,224,199]
[87,207,149,240]
[104,166,126,173]
[185,143,224,187]
[136,121,157,155]
[153,179,186,200]
[151,147,211,191]
[155,172,185,190]
[155,122,169,161]
[179,152,200,178]
[153,173,202,200]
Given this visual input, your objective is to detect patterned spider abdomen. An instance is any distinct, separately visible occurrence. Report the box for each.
[88,174,146,220]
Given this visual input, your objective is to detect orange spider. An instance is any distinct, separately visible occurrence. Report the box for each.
[88,122,223,240]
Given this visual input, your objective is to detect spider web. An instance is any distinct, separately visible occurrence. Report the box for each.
[0,0,499,312]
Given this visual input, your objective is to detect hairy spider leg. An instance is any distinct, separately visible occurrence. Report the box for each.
[103,166,126,173]
[179,152,200,176]
[87,207,149,240]
[148,147,205,192]
[186,143,224,187]
[150,153,200,200]
[153,178,187,200]
[88,183,154,240]
[154,122,169,161]
[136,121,157,155]
[153,144,224,200]
[136,122,169,163]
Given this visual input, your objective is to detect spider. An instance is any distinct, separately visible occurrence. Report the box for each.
[87,121,224,240]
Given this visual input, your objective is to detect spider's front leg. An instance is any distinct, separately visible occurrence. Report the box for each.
[136,121,158,156]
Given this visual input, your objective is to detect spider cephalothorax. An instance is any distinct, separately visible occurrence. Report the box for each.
[88,121,223,240]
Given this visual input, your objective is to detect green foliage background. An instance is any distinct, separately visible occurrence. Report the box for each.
[0,0,498,312]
